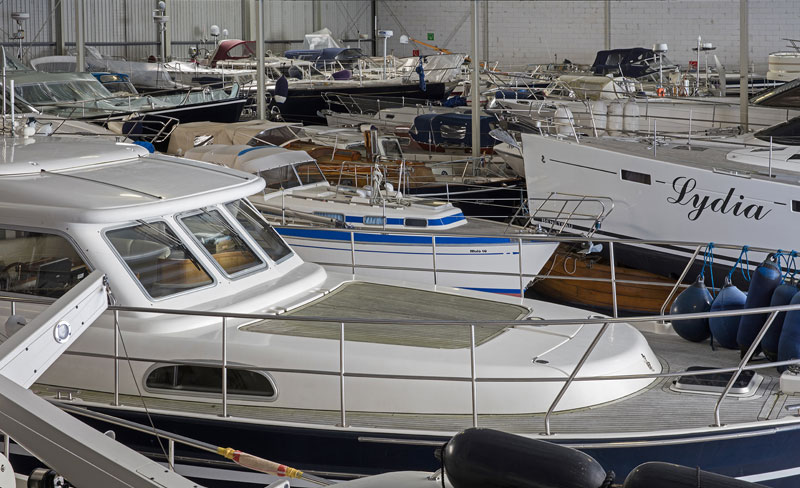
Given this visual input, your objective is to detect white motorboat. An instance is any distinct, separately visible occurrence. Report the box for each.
[184,144,557,295]
[2,135,800,486]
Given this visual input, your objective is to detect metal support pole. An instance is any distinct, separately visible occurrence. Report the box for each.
[470,0,480,159]
[469,324,478,427]
[481,0,489,64]
[9,300,15,316]
[518,238,524,297]
[256,0,266,120]
[75,0,85,72]
[221,317,228,417]
[168,439,175,470]
[3,434,9,457]
[713,311,778,427]
[339,322,347,427]
[609,241,618,318]
[739,0,749,131]
[350,231,356,276]
[113,310,119,406]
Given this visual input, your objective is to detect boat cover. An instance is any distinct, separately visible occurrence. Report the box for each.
[410,113,496,148]
[591,47,656,78]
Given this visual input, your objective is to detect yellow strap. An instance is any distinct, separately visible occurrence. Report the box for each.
[217,447,236,460]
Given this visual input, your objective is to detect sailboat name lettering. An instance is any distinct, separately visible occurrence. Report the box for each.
[667,177,771,222]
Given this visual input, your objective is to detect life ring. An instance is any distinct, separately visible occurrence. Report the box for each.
[656,87,666,97]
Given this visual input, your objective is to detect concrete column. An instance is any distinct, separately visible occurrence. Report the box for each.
[604,0,611,50]
[256,0,266,120]
[163,0,172,61]
[313,0,322,32]
[53,0,66,55]
[739,0,748,131]
[241,0,257,41]
[482,0,489,64]
[471,0,480,159]
[75,0,85,72]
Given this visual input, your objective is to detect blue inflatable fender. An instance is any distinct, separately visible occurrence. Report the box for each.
[709,276,746,349]
[670,274,713,342]
[761,282,799,361]
[737,254,781,355]
[778,290,800,372]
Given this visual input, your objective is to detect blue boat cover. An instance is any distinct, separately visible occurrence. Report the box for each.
[410,113,496,148]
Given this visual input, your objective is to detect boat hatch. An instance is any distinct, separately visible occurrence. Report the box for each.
[241,282,529,348]
[671,366,763,397]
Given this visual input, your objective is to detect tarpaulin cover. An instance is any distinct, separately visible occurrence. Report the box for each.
[410,113,495,148]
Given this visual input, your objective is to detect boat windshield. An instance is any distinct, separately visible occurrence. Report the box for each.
[295,161,327,185]
[179,208,265,277]
[106,221,213,299]
[15,80,113,104]
[225,200,292,263]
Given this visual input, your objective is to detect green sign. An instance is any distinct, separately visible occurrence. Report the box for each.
[427,33,434,41]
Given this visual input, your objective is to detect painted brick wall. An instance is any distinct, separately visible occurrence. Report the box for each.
[378,0,800,73]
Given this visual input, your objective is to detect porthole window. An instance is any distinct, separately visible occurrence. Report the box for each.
[404,218,427,227]
[146,364,276,399]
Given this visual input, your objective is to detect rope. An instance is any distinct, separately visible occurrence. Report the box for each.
[701,243,715,298]
[727,245,751,283]
[775,249,786,284]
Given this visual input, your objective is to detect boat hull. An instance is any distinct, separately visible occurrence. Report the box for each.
[275,227,556,296]
[28,405,800,488]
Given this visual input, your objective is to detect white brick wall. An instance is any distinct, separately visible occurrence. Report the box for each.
[378,0,800,73]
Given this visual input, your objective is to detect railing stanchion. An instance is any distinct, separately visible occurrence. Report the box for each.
[518,237,524,297]
[432,236,438,285]
[168,439,175,470]
[660,244,704,318]
[10,300,15,316]
[609,241,618,318]
[714,310,779,427]
[339,322,347,427]
[113,309,119,406]
[470,324,478,427]
[544,321,610,436]
[350,231,356,276]
[221,317,228,417]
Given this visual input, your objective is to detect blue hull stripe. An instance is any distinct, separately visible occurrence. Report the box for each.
[341,213,465,227]
[278,227,519,245]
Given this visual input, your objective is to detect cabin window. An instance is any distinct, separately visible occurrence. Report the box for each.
[793,201,800,212]
[789,154,800,160]
[146,364,276,399]
[226,200,292,263]
[364,216,384,226]
[314,212,345,222]
[0,227,88,299]
[440,124,467,140]
[621,169,651,185]
[294,161,327,186]
[260,165,299,189]
[405,218,428,227]
[180,209,265,277]
[106,221,213,299]
[381,140,403,159]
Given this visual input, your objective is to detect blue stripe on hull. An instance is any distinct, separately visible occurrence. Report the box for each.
[277,227,518,245]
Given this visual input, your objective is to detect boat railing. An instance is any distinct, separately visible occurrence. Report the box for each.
[517,191,615,238]
[321,91,436,116]
[0,237,797,441]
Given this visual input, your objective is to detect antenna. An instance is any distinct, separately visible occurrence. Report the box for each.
[210,24,221,47]
[152,2,169,62]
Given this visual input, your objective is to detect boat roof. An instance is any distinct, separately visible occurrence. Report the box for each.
[6,71,99,84]
[0,136,264,225]
[186,145,315,173]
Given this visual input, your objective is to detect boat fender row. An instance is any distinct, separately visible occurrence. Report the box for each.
[670,274,713,342]
[622,462,767,488]
[602,99,640,136]
[761,280,799,360]
[777,291,800,371]
[709,276,746,349]
[440,428,766,488]
[737,254,781,356]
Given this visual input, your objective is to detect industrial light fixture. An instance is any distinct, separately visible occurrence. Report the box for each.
[10,12,29,60]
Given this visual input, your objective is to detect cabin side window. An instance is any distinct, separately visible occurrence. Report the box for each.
[0,227,88,299]
[179,209,265,277]
[145,364,276,399]
[405,218,427,227]
[621,169,651,185]
[225,200,293,263]
[106,221,214,299]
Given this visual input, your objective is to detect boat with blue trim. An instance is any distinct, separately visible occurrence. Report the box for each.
[185,144,556,296]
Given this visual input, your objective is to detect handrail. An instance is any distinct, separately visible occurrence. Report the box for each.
[544,321,610,435]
